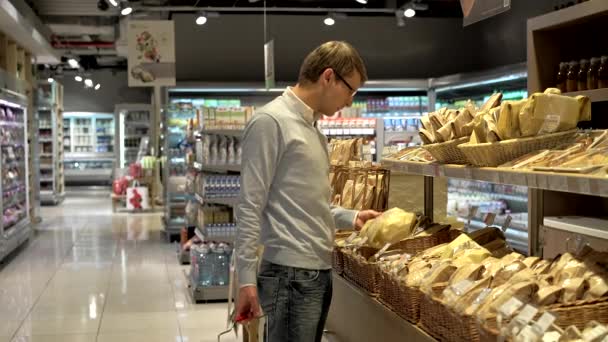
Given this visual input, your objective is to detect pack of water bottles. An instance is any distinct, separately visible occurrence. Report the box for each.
[190,241,233,287]
[203,175,240,198]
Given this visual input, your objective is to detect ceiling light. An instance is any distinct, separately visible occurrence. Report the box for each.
[356,0,368,4]
[67,58,79,68]
[324,14,335,26]
[121,6,132,15]
[75,75,83,82]
[108,0,118,6]
[404,8,416,18]
[47,77,54,83]
[195,12,207,25]
[84,79,93,87]
[95,83,101,90]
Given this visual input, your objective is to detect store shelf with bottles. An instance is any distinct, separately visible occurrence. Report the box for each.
[0,91,32,263]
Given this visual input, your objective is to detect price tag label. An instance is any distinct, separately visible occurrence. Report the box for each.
[498,297,524,318]
[374,243,392,260]
[346,232,357,244]
[501,215,512,232]
[533,312,556,335]
[484,213,497,226]
[451,279,474,296]
[514,304,538,325]
[538,114,561,134]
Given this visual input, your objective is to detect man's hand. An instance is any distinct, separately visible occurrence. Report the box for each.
[355,210,381,230]
[235,286,262,322]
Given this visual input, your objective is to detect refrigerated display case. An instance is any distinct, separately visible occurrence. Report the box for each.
[163,102,195,237]
[36,81,65,204]
[115,104,152,168]
[63,112,116,185]
[0,89,32,263]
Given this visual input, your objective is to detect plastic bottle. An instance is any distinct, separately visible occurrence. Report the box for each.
[198,244,213,287]
[566,61,579,92]
[214,243,229,286]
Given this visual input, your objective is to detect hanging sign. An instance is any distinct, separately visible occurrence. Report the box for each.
[460,0,511,26]
[128,20,176,87]
[264,40,276,89]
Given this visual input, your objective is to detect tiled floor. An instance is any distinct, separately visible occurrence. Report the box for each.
[0,193,238,342]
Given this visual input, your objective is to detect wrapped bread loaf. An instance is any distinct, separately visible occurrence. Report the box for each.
[534,285,563,306]
[561,278,588,303]
[359,208,417,248]
[523,256,542,269]
[480,93,503,112]
[456,277,493,315]
[496,99,527,140]
[477,281,539,319]
[421,263,458,294]
[519,92,590,137]
[452,248,491,267]
[449,263,485,286]
[468,227,506,246]
[585,275,608,300]
[493,260,527,286]
[441,234,485,259]
[507,268,537,285]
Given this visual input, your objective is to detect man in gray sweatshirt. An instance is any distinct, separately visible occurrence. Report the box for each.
[235,41,381,341]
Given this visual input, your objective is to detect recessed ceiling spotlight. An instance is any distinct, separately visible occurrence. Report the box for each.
[324,14,335,26]
[356,0,368,4]
[95,83,101,90]
[404,8,416,18]
[108,0,118,6]
[75,75,83,82]
[84,79,93,87]
[195,12,207,25]
[47,77,54,83]
[67,58,79,68]
[121,6,132,15]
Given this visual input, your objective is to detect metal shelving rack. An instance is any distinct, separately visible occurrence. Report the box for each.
[115,103,152,169]
[0,88,32,263]
[63,112,115,185]
[36,81,65,205]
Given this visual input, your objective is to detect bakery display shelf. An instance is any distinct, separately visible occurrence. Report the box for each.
[326,273,436,342]
[383,159,608,198]
[543,216,608,240]
[200,129,243,138]
[563,88,608,103]
[527,0,608,32]
[201,164,241,173]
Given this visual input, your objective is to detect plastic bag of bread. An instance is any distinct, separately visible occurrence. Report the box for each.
[534,285,564,307]
[468,227,506,246]
[449,263,485,286]
[417,243,449,260]
[561,278,588,303]
[585,275,608,300]
[404,262,434,287]
[523,256,542,269]
[581,321,608,342]
[555,259,588,286]
[443,277,492,315]
[493,260,528,286]
[518,91,591,137]
[532,259,553,275]
[359,208,417,248]
[476,281,539,320]
[441,234,485,259]
[452,248,491,267]
[421,262,458,295]
[507,268,537,286]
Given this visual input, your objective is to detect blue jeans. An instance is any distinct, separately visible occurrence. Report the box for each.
[257,260,333,342]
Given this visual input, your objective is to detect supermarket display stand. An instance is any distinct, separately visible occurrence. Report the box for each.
[328,4,608,341]
[36,81,65,205]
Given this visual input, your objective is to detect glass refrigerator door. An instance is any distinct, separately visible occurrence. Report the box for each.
[0,102,28,236]
[95,117,114,153]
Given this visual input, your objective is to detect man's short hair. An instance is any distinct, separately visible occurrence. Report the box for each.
[298,41,368,86]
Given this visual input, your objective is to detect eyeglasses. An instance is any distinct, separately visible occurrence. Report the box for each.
[333,70,357,97]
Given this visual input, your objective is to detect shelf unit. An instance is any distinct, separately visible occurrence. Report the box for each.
[63,112,116,185]
[36,81,65,205]
[0,88,32,263]
[115,103,152,168]
[163,104,195,237]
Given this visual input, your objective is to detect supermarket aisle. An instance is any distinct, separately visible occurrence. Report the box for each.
[0,195,237,342]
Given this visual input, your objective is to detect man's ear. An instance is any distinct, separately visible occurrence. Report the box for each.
[320,68,333,84]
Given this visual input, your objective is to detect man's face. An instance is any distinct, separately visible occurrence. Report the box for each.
[319,69,362,116]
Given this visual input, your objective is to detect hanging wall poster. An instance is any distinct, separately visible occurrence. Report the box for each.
[128,20,176,87]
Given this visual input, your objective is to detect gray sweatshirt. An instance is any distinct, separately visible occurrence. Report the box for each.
[235,88,358,286]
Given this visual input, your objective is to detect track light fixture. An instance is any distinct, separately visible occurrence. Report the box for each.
[95,84,101,90]
[75,75,83,82]
[195,12,208,25]
[355,0,368,4]
[324,14,335,26]
[67,58,79,68]
[108,0,118,6]
[47,77,54,83]
[84,79,93,87]
[404,8,416,18]
[121,5,133,16]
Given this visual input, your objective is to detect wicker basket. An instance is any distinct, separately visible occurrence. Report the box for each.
[388,226,454,256]
[377,272,424,324]
[422,137,470,164]
[420,294,481,342]
[458,130,578,167]
[333,248,345,275]
[342,246,380,295]
[479,296,608,342]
